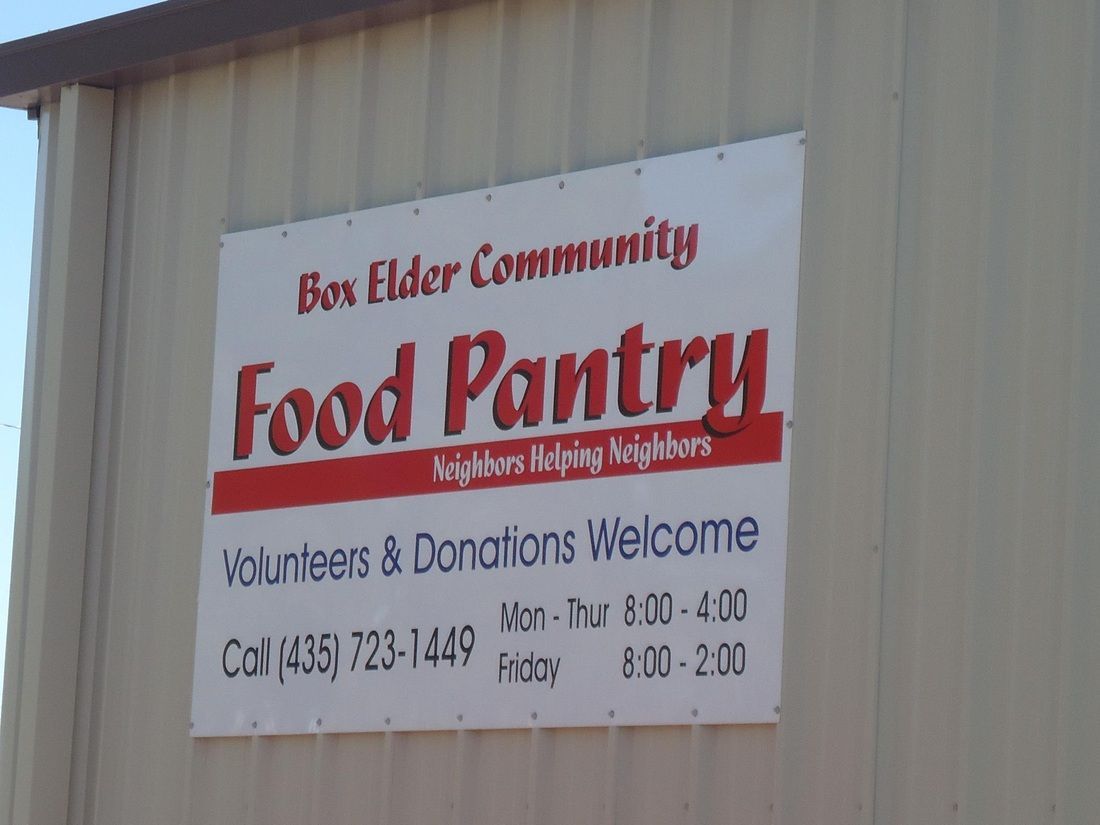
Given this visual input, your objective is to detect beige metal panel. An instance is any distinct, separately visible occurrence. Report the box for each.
[355,18,434,208]
[0,96,58,825]
[876,0,1100,823]
[451,730,532,824]
[72,68,232,825]
[424,3,498,195]
[0,84,116,825]
[644,0,727,155]
[1060,5,1100,807]
[495,0,576,183]
[310,734,389,823]
[186,738,251,824]
[226,48,297,230]
[528,728,610,824]
[570,0,650,170]
[774,0,907,821]
[291,34,365,221]
[726,0,808,144]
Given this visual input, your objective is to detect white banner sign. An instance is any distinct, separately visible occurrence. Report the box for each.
[191,132,805,736]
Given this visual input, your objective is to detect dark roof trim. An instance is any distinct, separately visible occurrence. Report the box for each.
[0,0,474,110]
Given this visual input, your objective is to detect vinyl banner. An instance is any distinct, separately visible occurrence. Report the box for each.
[190,132,805,736]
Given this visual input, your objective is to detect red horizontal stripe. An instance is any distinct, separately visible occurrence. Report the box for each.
[211,413,784,515]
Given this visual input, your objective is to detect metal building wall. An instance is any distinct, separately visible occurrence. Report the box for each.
[5,0,1098,823]
[876,3,1100,824]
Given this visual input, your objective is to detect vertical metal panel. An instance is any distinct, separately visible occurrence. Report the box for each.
[354,18,432,208]
[227,48,296,230]
[775,0,907,823]
[10,0,1096,823]
[495,0,575,183]
[0,96,58,825]
[876,2,1100,824]
[292,33,363,221]
[569,0,650,169]
[0,84,115,825]
[424,3,497,195]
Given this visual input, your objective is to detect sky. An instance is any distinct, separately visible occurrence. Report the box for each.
[0,0,152,688]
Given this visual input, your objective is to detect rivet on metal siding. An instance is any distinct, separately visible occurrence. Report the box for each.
[417,181,423,190]
[951,803,959,812]
[281,230,288,238]
[892,91,899,101]
[637,139,645,148]
[872,545,879,554]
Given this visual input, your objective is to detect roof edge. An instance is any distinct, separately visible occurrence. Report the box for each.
[0,0,471,110]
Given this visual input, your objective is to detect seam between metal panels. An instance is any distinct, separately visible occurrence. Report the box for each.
[869,0,914,821]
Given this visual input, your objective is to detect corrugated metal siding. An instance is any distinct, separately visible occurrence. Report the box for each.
[876,2,1100,824]
[20,0,1094,823]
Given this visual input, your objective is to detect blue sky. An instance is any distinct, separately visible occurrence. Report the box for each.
[0,1,151,681]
